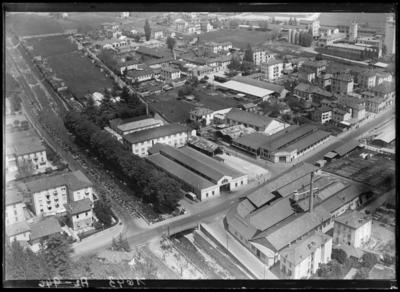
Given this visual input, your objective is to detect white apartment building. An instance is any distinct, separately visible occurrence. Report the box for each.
[123,123,195,157]
[64,198,94,233]
[261,59,284,81]
[23,171,94,216]
[333,211,372,248]
[279,232,332,279]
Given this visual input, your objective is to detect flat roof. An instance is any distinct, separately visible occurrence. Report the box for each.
[117,118,162,132]
[215,80,274,98]
[232,76,286,94]
[123,124,189,145]
[146,153,215,190]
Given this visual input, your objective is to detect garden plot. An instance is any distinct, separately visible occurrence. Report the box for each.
[217,153,270,182]
[148,238,204,279]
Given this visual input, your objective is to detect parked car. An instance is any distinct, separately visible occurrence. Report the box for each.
[185,192,197,201]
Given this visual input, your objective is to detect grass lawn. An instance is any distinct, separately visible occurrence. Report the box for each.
[202,29,272,49]
[46,50,114,99]
[6,13,64,36]
[26,35,77,58]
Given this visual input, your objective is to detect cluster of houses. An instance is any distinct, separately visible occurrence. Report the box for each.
[5,101,97,251]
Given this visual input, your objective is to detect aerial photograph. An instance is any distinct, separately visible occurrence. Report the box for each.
[3,3,396,288]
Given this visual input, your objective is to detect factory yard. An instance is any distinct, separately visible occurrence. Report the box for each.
[217,153,270,182]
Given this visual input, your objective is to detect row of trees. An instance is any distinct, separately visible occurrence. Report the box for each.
[5,234,72,280]
[298,31,313,47]
[63,110,183,213]
[84,86,146,128]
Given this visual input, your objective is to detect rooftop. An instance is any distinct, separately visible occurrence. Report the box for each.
[7,136,45,156]
[29,216,63,241]
[190,107,214,117]
[280,232,332,265]
[24,170,92,194]
[333,139,360,156]
[226,108,278,129]
[6,189,24,206]
[233,132,270,149]
[188,136,219,154]
[123,124,189,145]
[232,76,287,94]
[117,118,162,133]
[335,211,371,230]
[216,80,274,98]
[146,153,215,190]
[6,221,31,237]
[64,198,93,216]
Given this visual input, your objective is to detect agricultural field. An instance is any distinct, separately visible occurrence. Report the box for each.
[6,13,64,36]
[46,50,114,99]
[202,29,273,49]
[25,35,77,58]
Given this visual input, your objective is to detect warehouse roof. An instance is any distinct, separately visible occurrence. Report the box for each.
[226,108,277,129]
[226,203,259,240]
[335,211,371,230]
[255,207,331,251]
[6,189,24,206]
[247,162,318,207]
[319,184,367,213]
[302,60,328,68]
[261,125,317,152]
[216,81,274,98]
[333,139,360,156]
[249,197,294,231]
[117,118,162,133]
[178,146,244,179]
[6,221,31,237]
[282,130,330,153]
[280,232,332,265]
[124,124,189,145]
[233,132,270,150]
[188,136,219,154]
[276,174,313,198]
[30,217,63,241]
[236,198,257,218]
[146,153,215,190]
[232,76,287,95]
[24,170,92,194]
[64,198,93,216]
[373,121,395,144]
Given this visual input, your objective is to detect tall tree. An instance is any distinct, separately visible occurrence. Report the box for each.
[144,19,151,41]
[42,233,73,278]
[243,43,254,63]
[166,36,176,59]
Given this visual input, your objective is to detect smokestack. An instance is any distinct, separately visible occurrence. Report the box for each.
[309,171,314,213]
[146,102,149,116]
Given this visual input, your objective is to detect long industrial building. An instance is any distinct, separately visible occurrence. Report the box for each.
[225,162,370,268]
[232,125,331,163]
[146,143,248,201]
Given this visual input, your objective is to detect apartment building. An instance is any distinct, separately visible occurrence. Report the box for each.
[261,59,284,81]
[333,211,372,248]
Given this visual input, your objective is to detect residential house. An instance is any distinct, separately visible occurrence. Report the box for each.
[201,21,213,33]
[301,60,327,77]
[262,59,284,81]
[370,81,395,100]
[298,68,316,83]
[364,97,387,113]
[315,73,332,89]
[127,68,154,83]
[240,103,258,113]
[311,106,332,124]
[333,211,372,248]
[226,108,288,135]
[331,72,354,94]
[337,93,366,121]
[64,198,94,234]
[110,116,163,136]
[376,72,392,85]
[7,221,31,244]
[160,66,181,80]
[252,48,274,66]
[294,83,313,100]
[29,217,63,252]
[331,106,352,124]
[357,70,377,89]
